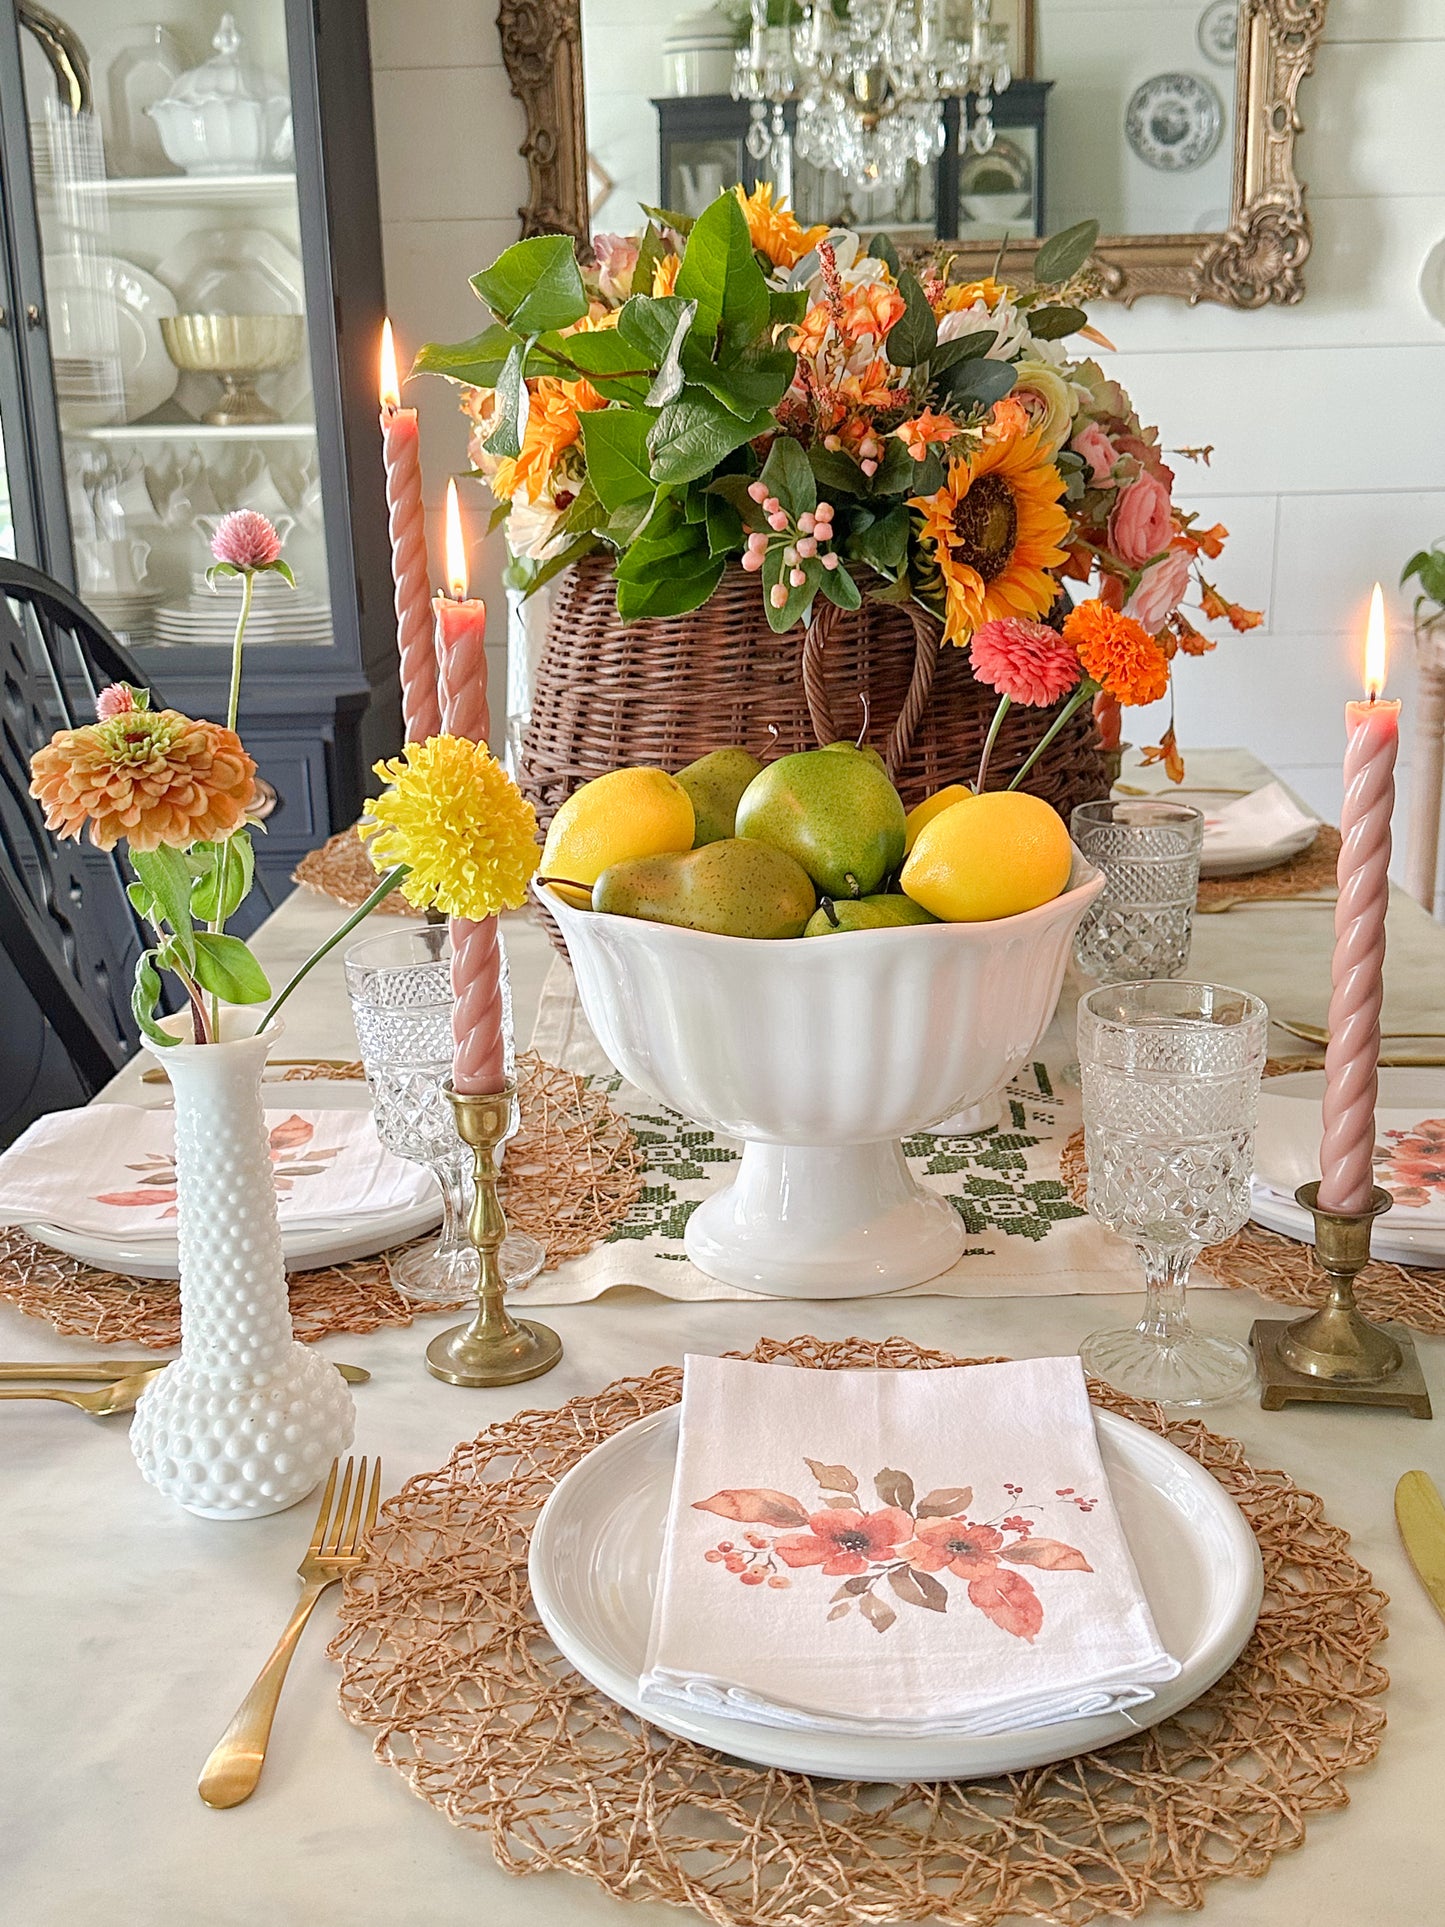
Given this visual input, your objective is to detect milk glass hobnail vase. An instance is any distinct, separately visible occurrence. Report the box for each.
[1078,981,1268,1408]
[344,924,544,1301]
[129,1016,355,1520]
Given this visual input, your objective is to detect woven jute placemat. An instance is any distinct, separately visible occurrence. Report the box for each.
[292,824,415,913]
[0,1053,640,1350]
[330,1332,1387,1927]
[1196,824,1341,908]
[1061,1055,1445,1336]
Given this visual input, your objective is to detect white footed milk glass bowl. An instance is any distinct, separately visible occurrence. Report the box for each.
[540,852,1104,1297]
[344,925,544,1300]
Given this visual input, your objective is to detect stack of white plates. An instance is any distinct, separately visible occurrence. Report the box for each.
[90,588,160,641]
[152,589,333,647]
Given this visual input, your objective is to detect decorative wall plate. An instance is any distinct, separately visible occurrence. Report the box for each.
[1197,1,1238,67]
[1125,72,1224,173]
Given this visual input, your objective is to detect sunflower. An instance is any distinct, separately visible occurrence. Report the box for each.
[909,425,1071,643]
[360,736,540,922]
[734,183,827,271]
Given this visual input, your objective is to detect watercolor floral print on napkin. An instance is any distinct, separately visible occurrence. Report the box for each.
[92,1114,343,1221]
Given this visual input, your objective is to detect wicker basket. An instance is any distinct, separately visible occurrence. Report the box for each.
[518,554,1106,833]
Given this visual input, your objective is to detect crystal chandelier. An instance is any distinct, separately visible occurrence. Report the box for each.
[733,0,1012,199]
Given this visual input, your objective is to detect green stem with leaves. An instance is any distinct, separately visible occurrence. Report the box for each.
[263,866,410,1030]
[1006,683,1097,793]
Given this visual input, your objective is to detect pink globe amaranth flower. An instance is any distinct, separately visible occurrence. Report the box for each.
[1108,471,1173,568]
[969,617,1083,707]
[95,682,139,721]
[1125,547,1193,632]
[210,509,283,571]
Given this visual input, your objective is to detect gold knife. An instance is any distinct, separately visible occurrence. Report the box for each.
[0,1360,371,1385]
[1395,1471,1445,1625]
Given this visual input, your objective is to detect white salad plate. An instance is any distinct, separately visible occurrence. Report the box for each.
[45,253,179,425]
[1175,788,1320,879]
[1250,1067,1445,1268]
[529,1403,1263,1782]
[24,1082,439,1280]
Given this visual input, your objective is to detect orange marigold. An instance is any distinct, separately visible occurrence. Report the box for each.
[1064,600,1170,707]
[30,708,256,853]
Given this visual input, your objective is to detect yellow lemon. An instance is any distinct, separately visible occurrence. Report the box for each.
[904,782,972,853]
[541,768,695,908]
[901,791,1072,922]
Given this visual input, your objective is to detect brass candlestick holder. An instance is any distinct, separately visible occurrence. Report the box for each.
[425,1083,563,1388]
[1251,1181,1431,1417]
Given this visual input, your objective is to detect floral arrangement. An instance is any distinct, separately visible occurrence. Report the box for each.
[28,511,538,1045]
[419,183,1261,778]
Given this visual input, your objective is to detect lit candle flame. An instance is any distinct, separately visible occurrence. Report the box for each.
[444,477,468,599]
[1364,582,1387,700]
[379,317,401,411]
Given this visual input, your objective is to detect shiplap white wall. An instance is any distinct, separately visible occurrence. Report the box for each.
[366,0,1445,896]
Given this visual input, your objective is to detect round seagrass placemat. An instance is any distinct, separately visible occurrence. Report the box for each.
[292,824,416,913]
[1060,1056,1445,1335]
[330,1332,1387,1927]
[1195,824,1341,909]
[0,1053,640,1349]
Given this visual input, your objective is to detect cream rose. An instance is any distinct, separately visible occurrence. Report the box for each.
[1009,360,1077,454]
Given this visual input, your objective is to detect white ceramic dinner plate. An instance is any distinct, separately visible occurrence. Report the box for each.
[24,1083,440,1280]
[1188,790,1320,879]
[45,253,179,425]
[1250,1067,1445,1268]
[529,1403,1263,1782]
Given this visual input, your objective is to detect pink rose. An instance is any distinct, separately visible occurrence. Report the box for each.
[1125,548,1193,631]
[592,233,639,302]
[1072,421,1120,483]
[1108,471,1173,567]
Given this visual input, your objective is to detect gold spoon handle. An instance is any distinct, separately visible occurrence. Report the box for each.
[197,1578,332,1809]
[0,1386,86,1407]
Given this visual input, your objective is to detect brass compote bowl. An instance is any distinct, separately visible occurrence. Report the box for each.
[160,313,305,427]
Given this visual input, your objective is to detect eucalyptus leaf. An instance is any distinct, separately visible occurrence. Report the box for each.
[866,232,901,275]
[807,444,868,497]
[1032,219,1100,287]
[942,357,1018,408]
[866,439,918,496]
[887,272,938,367]
[1026,304,1087,341]
[580,407,660,508]
[817,561,862,610]
[649,392,772,488]
[911,448,947,497]
[470,234,587,333]
[928,330,996,375]
[190,932,272,1005]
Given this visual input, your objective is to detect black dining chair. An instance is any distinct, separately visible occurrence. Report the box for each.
[0,558,172,1106]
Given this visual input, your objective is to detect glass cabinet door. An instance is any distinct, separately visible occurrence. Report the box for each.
[17,0,334,656]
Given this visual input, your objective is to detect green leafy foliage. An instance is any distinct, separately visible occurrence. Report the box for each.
[129,846,196,962]
[768,287,808,328]
[411,322,520,387]
[580,407,659,508]
[643,301,696,407]
[845,503,910,577]
[1026,304,1087,341]
[759,434,817,517]
[866,232,901,276]
[486,340,530,460]
[675,191,770,348]
[540,325,652,402]
[190,830,254,926]
[131,952,176,1048]
[190,932,271,1005]
[940,356,1018,410]
[887,272,938,367]
[685,345,795,416]
[1032,220,1099,288]
[928,330,996,376]
[1402,543,1445,614]
[649,392,773,487]
[470,234,587,334]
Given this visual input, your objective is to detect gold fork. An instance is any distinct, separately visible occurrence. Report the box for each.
[197,1455,381,1810]
[1273,1018,1445,1047]
[1196,892,1337,915]
[0,1371,159,1417]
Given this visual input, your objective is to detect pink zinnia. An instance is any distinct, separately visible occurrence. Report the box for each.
[210,509,283,571]
[969,618,1082,707]
[95,683,138,721]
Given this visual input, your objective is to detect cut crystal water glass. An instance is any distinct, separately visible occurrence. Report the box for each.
[1070,799,1204,983]
[344,925,544,1303]
[1077,980,1268,1407]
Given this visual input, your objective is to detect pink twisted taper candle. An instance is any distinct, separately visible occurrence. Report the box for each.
[1318,693,1400,1214]
[382,402,442,745]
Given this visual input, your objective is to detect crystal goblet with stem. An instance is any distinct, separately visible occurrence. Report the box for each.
[1077,979,1268,1407]
[344,924,544,1303]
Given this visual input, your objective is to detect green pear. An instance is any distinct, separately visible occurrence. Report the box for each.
[736,748,907,899]
[821,738,888,775]
[804,894,939,936]
[674,747,764,846]
[593,838,816,939]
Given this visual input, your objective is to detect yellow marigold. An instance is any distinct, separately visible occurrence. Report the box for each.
[491,374,604,505]
[936,275,1012,313]
[734,183,827,271]
[1063,600,1170,707]
[360,735,540,921]
[652,252,681,296]
[30,708,256,853]
[910,424,1071,644]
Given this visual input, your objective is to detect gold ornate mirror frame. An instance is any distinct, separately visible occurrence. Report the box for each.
[498,0,1327,307]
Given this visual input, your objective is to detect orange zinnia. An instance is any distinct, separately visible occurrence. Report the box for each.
[1063,600,1170,707]
[30,708,256,853]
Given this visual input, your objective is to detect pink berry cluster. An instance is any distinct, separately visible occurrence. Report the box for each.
[1055,1487,1099,1515]
[999,1514,1035,1538]
[740,479,840,610]
[821,428,884,477]
[702,1534,792,1587]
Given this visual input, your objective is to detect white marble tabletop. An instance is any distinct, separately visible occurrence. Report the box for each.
[4,750,1444,1926]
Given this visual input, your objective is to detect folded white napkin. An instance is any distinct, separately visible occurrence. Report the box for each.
[1254,1091,1445,1229]
[1201,782,1319,858]
[639,1355,1179,1738]
[0,1105,433,1240]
